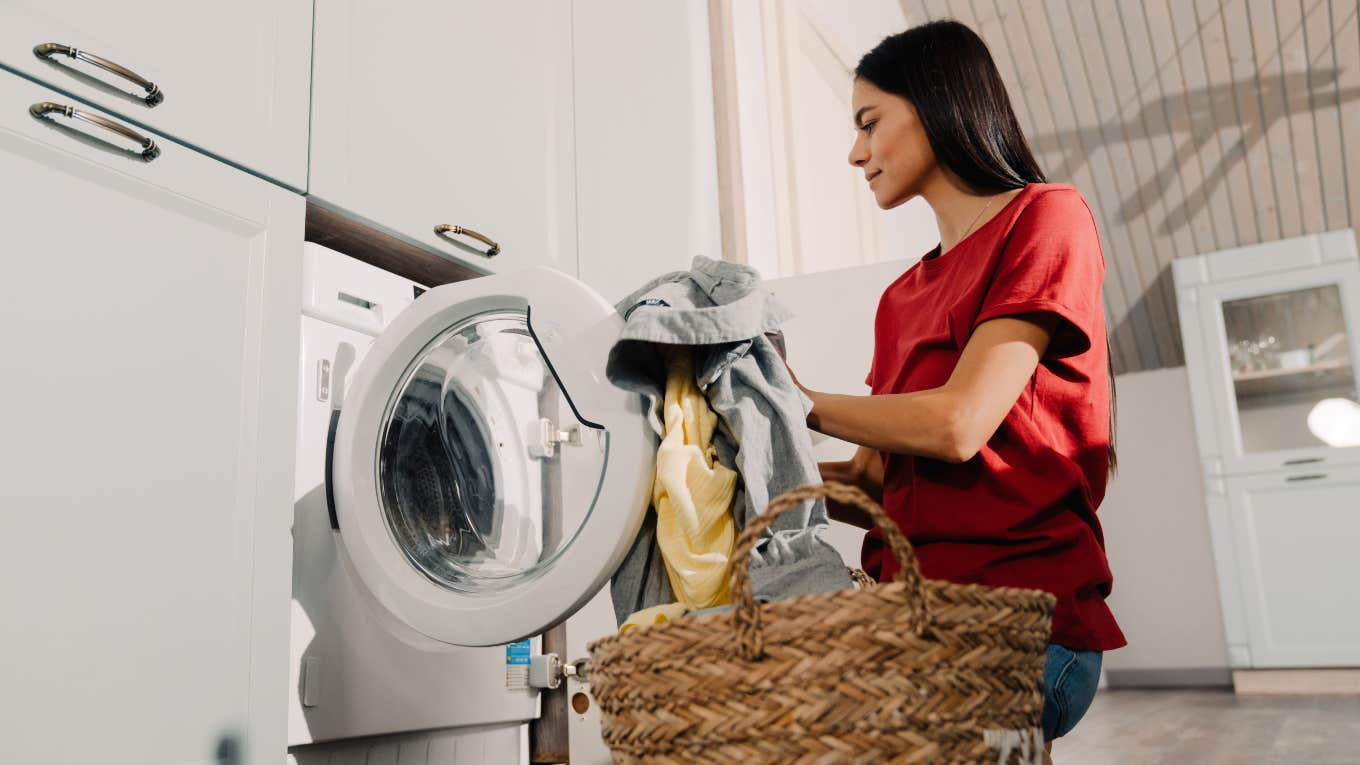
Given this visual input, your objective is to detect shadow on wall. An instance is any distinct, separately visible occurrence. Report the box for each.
[1111,262,1184,373]
[1030,70,1360,237]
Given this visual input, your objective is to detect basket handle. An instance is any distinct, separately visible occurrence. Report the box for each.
[729,481,928,661]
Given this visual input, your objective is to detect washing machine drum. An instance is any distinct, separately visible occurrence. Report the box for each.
[378,372,497,582]
[328,268,654,647]
[371,311,548,594]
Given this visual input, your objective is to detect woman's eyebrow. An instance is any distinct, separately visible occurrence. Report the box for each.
[854,106,876,128]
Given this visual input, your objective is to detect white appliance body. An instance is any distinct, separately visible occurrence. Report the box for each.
[289,243,650,761]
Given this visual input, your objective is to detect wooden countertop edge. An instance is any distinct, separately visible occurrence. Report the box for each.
[304,200,483,287]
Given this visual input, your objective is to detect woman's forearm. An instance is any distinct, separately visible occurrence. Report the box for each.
[807,388,974,463]
[792,317,1054,464]
[817,446,884,529]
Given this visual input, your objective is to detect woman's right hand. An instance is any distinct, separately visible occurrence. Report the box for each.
[818,445,884,529]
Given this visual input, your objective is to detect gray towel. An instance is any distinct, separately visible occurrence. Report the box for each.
[607,257,851,624]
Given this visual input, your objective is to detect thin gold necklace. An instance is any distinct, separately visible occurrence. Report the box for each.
[958,194,998,243]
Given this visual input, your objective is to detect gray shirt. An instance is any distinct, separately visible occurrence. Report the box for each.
[607,256,851,623]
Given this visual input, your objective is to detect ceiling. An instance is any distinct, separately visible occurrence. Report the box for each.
[900,0,1360,373]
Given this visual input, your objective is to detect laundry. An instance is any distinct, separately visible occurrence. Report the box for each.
[607,256,852,625]
[619,603,690,634]
[619,346,739,628]
[649,346,739,611]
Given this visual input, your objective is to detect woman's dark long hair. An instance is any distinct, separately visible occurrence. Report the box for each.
[856,20,1118,473]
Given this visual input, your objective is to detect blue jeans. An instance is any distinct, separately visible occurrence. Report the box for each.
[1042,644,1102,741]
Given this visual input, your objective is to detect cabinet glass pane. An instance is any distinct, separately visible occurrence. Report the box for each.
[1222,285,1358,453]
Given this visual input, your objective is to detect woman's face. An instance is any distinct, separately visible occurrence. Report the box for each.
[848,78,937,209]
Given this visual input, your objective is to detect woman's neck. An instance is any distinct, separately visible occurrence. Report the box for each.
[922,174,1026,255]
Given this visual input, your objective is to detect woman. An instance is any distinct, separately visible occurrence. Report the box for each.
[790,20,1126,761]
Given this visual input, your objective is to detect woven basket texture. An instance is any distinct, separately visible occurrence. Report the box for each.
[588,482,1056,764]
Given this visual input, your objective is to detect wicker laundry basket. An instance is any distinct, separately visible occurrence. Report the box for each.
[587,482,1056,765]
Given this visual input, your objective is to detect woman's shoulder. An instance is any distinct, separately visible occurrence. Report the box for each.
[1009,183,1097,233]
[1016,183,1089,212]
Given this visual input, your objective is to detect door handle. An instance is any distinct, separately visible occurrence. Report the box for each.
[29,102,160,161]
[34,43,163,106]
[1283,457,1324,466]
[434,224,500,258]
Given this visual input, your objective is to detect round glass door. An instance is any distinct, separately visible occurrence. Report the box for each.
[329,268,653,647]
[376,309,606,595]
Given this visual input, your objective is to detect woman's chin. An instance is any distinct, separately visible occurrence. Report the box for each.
[877,192,911,210]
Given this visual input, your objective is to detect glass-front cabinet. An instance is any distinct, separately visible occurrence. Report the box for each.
[1177,230,1360,476]
[1176,229,1360,671]
[1223,284,1356,455]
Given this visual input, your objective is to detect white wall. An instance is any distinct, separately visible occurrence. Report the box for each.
[1101,366,1231,677]
[768,258,917,564]
[794,0,939,268]
[727,0,938,280]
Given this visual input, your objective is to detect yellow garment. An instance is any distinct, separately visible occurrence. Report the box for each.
[650,347,739,610]
[619,603,689,634]
[618,348,739,632]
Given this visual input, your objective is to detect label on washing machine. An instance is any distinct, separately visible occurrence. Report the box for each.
[505,640,531,690]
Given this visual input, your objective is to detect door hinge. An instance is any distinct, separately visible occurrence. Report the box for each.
[528,654,591,690]
[528,418,581,459]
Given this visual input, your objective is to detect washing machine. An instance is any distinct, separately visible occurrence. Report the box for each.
[288,243,650,763]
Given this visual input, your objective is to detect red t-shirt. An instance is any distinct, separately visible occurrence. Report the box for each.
[862,183,1126,651]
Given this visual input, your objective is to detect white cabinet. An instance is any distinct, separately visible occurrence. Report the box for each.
[1176,229,1360,670]
[571,0,721,304]
[0,72,299,764]
[309,0,720,294]
[0,0,312,188]
[1216,467,1360,667]
[309,0,577,276]
[1175,230,1360,476]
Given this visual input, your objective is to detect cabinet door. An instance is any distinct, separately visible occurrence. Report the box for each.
[1183,257,1360,475]
[310,0,576,276]
[1227,466,1360,667]
[0,72,300,764]
[572,0,721,304]
[0,0,312,188]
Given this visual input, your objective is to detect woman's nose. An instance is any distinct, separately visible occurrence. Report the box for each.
[848,135,867,167]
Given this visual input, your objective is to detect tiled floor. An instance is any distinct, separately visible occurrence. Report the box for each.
[1055,689,1360,764]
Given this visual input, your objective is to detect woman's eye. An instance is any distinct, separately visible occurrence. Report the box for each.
[862,121,877,134]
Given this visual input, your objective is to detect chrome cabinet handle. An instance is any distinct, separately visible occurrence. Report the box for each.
[434,224,500,258]
[1283,457,1324,466]
[34,43,163,106]
[30,102,160,161]
[1285,473,1328,482]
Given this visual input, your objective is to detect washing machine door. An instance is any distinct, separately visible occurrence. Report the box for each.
[329,267,655,647]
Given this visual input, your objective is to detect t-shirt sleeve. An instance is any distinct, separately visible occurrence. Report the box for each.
[974,189,1105,359]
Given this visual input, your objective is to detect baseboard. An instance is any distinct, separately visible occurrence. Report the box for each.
[1232,669,1360,695]
[1104,668,1233,688]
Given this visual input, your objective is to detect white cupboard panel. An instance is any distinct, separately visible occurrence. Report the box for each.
[0,0,312,188]
[573,0,721,304]
[1229,467,1360,667]
[1203,478,1251,667]
[309,0,576,276]
[0,73,299,765]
